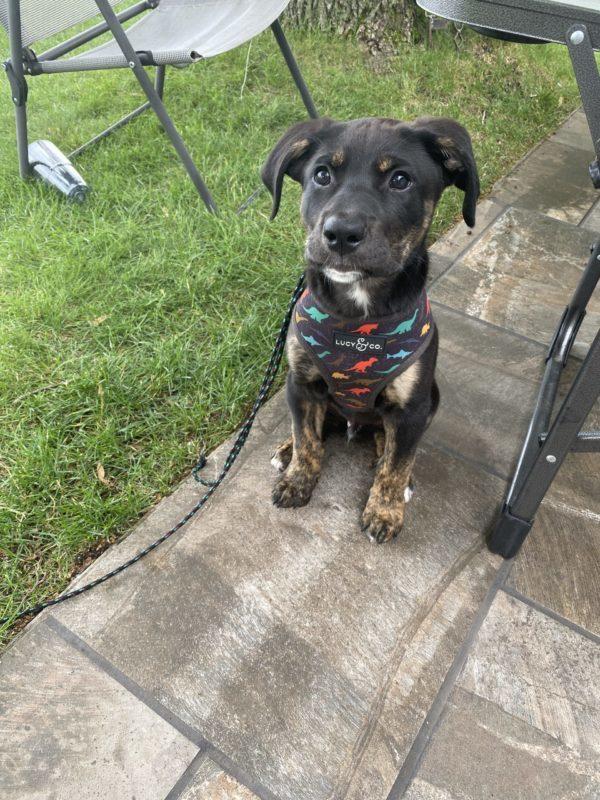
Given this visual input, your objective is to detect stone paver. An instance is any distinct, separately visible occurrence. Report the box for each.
[404,592,600,800]
[0,621,198,800]
[430,205,600,356]
[2,110,599,800]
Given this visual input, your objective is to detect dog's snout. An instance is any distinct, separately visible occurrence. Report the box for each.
[322,216,365,255]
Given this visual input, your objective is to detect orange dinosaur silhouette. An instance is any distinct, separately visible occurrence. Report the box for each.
[351,323,379,335]
[347,357,378,373]
[421,322,431,336]
[331,371,349,380]
[348,387,371,396]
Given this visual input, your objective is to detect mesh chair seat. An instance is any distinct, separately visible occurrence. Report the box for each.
[35,0,291,72]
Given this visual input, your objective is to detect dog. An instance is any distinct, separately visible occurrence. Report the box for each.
[261,116,479,543]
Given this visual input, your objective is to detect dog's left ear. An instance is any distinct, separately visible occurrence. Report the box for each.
[261,117,334,220]
[411,117,480,228]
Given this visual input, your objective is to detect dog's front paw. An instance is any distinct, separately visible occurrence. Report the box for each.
[361,501,405,544]
[270,437,293,472]
[272,471,316,508]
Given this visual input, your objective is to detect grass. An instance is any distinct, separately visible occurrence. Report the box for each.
[0,23,582,644]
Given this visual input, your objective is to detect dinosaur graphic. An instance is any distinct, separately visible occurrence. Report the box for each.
[386,349,411,360]
[386,308,418,335]
[347,357,378,373]
[302,333,323,347]
[295,311,308,324]
[317,350,332,359]
[421,322,431,336]
[375,364,401,375]
[330,356,344,367]
[425,296,431,315]
[351,322,379,335]
[348,387,371,396]
[305,305,329,323]
[331,371,349,380]
[345,398,367,408]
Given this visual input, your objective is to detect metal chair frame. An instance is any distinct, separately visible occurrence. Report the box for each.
[3,0,319,211]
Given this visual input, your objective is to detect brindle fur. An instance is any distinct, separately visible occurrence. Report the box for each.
[262,115,478,541]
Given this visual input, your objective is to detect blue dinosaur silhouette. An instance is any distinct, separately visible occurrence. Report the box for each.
[386,349,411,360]
[317,350,332,359]
[386,308,418,335]
[375,364,401,375]
[305,306,329,323]
[302,334,322,347]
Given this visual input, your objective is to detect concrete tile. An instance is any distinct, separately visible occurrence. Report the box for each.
[427,251,452,285]
[507,498,600,638]
[491,140,598,224]
[405,591,600,799]
[581,199,600,233]
[460,591,600,759]
[178,757,259,799]
[430,206,600,356]
[550,109,594,153]
[427,303,545,476]
[428,199,506,265]
[0,621,198,800]
[50,409,504,800]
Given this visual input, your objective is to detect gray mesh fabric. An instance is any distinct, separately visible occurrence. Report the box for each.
[0,0,121,46]
[25,0,291,72]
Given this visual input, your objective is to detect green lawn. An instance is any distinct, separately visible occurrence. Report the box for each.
[0,24,581,642]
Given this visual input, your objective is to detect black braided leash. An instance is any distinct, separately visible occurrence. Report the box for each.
[1,273,306,627]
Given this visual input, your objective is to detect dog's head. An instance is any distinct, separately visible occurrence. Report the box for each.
[262,116,479,283]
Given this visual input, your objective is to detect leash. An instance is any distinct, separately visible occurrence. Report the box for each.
[1,272,306,627]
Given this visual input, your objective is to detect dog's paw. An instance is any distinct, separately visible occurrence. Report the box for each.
[361,502,405,544]
[272,472,315,508]
[270,438,293,472]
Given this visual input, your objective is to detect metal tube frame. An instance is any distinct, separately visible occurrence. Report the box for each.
[6,0,29,177]
[271,19,318,120]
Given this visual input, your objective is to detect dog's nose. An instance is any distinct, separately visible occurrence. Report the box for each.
[322,216,365,255]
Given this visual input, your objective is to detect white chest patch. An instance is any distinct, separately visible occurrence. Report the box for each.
[347,282,371,316]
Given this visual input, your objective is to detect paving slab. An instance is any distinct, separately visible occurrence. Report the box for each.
[549,109,594,153]
[174,756,261,800]
[428,198,506,268]
[430,206,600,356]
[426,303,545,476]
[490,139,599,224]
[403,591,600,800]
[581,198,600,232]
[0,620,198,800]
[47,405,504,800]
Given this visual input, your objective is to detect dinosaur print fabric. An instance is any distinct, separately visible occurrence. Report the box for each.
[291,287,435,417]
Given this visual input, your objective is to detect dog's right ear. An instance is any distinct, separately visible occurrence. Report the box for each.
[261,117,333,220]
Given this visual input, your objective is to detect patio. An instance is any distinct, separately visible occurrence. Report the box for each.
[1,108,598,800]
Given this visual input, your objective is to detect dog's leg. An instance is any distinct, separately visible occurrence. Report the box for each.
[272,378,327,508]
[362,413,424,544]
[271,437,293,472]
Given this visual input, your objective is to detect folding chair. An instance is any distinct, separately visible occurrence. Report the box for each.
[0,0,319,210]
[417,0,600,558]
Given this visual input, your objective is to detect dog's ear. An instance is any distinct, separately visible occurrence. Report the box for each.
[261,117,334,220]
[411,117,480,228]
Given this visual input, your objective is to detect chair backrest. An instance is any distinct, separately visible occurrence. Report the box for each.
[0,0,122,47]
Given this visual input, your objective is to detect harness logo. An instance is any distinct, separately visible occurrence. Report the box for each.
[332,330,387,354]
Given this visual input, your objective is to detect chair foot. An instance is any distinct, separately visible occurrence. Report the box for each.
[487,504,533,559]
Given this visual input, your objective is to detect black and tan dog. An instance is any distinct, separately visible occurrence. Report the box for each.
[262,116,479,543]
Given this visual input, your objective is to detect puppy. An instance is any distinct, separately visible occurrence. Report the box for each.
[261,116,479,542]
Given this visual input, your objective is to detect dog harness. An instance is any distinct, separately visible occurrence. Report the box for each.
[291,287,435,418]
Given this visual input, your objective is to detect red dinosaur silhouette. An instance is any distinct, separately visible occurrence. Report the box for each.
[347,357,378,373]
[348,387,371,396]
[351,323,379,335]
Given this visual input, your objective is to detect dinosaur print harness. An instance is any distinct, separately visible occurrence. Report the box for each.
[291,287,435,418]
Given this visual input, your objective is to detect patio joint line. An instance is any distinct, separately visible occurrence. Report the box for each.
[430,298,555,351]
[501,585,600,646]
[422,436,510,483]
[578,197,600,228]
[164,750,209,800]
[385,557,514,800]
[44,616,284,800]
[427,201,508,289]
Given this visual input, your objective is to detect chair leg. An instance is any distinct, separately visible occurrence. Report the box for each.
[6,0,30,177]
[271,19,319,119]
[488,240,600,558]
[94,0,217,213]
[155,64,166,100]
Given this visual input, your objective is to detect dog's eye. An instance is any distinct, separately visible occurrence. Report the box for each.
[313,166,331,186]
[389,171,412,191]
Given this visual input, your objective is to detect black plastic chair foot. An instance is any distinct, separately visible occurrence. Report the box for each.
[487,504,533,559]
